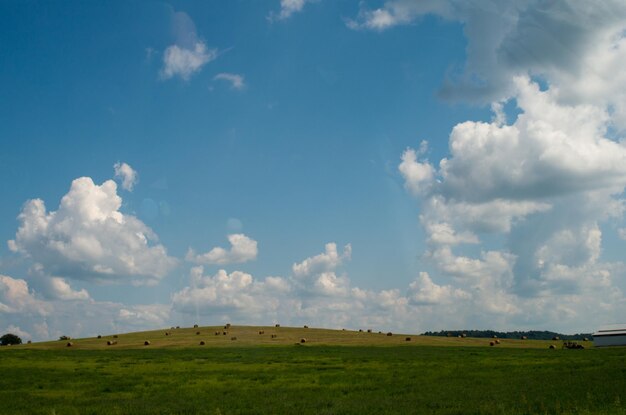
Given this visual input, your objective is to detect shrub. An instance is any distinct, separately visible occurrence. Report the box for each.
[1,333,22,346]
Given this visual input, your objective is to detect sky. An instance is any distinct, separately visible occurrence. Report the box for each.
[1,0,626,341]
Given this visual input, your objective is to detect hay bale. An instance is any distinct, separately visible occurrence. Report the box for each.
[359,329,363,332]
[196,331,201,335]
[304,325,309,329]
[194,324,199,328]
[66,342,73,347]
[271,334,277,339]
[165,332,169,336]
[461,333,467,338]
[199,341,205,345]
[490,341,495,346]
[300,338,306,343]
[386,332,393,336]
[275,324,280,328]
[214,331,220,336]
[144,341,150,346]
[583,337,589,342]
[552,336,560,341]
[27,340,32,344]
[367,329,372,333]
[493,335,498,339]
[495,339,500,344]
[225,323,231,329]
[258,330,265,335]
[549,344,556,349]
[405,337,411,342]
[176,326,180,329]
[107,340,112,346]
[222,331,227,336]
[521,336,527,340]
[230,337,237,341]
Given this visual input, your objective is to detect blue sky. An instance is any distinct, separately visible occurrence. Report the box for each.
[2,1,626,340]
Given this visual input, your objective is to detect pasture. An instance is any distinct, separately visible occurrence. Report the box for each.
[1,326,624,414]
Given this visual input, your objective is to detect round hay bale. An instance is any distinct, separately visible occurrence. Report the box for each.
[495,339,500,344]
[165,332,169,336]
[405,337,411,342]
[97,335,102,339]
[275,324,280,328]
[176,326,180,329]
[493,335,498,339]
[367,329,372,333]
[258,330,265,335]
[271,334,277,339]
[230,337,237,341]
[583,337,589,341]
[66,342,73,347]
[107,340,112,346]
[196,331,200,335]
[222,331,227,336]
[552,336,560,341]
[194,324,199,328]
[549,344,556,349]
[304,325,309,329]
[521,336,528,340]
[144,340,150,346]
[386,332,393,336]
[461,333,467,338]
[359,329,363,332]
[224,323,231,329]
[300,338,306,343]
[27,340,32,344]
[199,341,205,346]
[490,341,495,346]
[214,331,220,336]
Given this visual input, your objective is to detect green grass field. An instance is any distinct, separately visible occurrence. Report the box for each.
[1,326,624,414]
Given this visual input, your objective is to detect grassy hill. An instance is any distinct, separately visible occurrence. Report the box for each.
[2,325,621,414]
[14,324,589,350]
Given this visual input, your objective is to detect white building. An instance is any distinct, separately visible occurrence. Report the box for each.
[593,325,626,347]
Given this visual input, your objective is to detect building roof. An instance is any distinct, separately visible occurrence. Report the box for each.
[593,325,626,337]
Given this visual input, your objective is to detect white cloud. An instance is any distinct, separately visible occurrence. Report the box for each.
[0,275,50,316]
[8,176,177,285]
[213,73,245,90]
[186,234,258,265]
[160,11,217,81]
[172,267,288,319]
[113,162,138,191]
[408,272,470,305]
[269,0,313,21]
[161,42,217,80]
[346,0,450,31]
[292,242,351,278]
[349,0,626,110]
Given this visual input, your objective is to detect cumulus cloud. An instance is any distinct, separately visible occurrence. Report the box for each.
[186,234,258,265]
[213,73,245,90]
[160,11,217,80]
[0,275,50,316]
[8,176,177,285]
[113,162,138,191]
[349,0,626,110]
[292,242,351,278]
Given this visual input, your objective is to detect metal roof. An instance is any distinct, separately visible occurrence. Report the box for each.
[593,325,626,337]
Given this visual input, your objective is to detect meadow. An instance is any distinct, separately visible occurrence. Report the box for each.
[1,326,624,414]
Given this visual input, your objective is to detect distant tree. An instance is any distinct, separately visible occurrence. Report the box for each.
[0,333,22,346]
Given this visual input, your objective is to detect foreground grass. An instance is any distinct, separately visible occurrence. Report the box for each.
[1,345,624,414]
